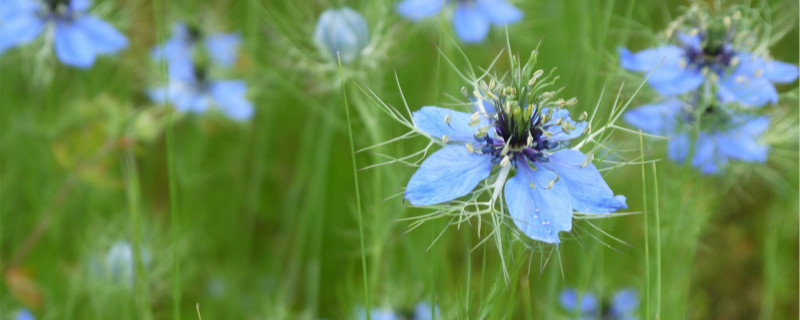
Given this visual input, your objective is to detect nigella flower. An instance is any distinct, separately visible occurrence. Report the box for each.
[560,288,639,320]
[149,23,253,121]
[354,302,440,320]
[104,240,150,285]
[395,0,523,43]
[619,17,798,107]
[624,98,770,174]
[313,7,368,64]
[0,0,127,68]
[404,61,627,243]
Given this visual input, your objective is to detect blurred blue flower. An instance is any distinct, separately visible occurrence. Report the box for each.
[354,306,399,320]
[104,240,151,286]
[149,22,253,121]
[624,99,770,174]
[619,33,798,107]
[413,302,441,320]
[395,0,522,43]
[151,23,241,80]
[314,7,368,64]
[0,0,127,68]
[405,100,627,243]
[560,288,638,320]
[14,308,35,320]
[354,302,440,320]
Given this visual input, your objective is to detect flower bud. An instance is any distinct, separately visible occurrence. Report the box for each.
[313,7,369,64]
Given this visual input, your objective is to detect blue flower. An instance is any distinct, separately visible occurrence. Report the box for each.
[149,23,253,121]
[354,306,400,320]
[314,7,368,64]
[560,288,639,320]
[405,92,627,243]
[354,302,440,320]
[0,0,127,68]
[151,23,242,81]
[624,99,770,174]
[619,32,798,107]
[413,302,441,320]
[395,0,523,43]
[14,308,35,320]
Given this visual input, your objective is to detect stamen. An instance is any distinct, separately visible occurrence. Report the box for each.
[465,142,475,153]
[444,114,451,125]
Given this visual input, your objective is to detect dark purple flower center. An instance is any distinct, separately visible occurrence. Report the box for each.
[477,102,558,166]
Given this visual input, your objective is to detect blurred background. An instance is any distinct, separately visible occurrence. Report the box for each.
[0,0,797,319]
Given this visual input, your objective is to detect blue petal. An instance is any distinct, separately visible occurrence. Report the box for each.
[452,3,490,43]
[475,0,523,25]
[210,80,254,120]
[505,163,573,243]
[549,149,627,214]
[559,288,599,315]
[667,132,690,163]
[405,145,493,205]
[716,116,769,163]
[610,289,639,316]
[677,33,701,50]
[74,16,127,54]
[413,302,441,320]
[54,21,96,68]
[474,98,495,114]
[205,32,240,67]
[413,106,485,142]
[395,0,445,20]
[717,75,778,107]
[0,12,44,54]
[544,108,587,142]
[691,133,722,175]
[623,99,681,135]
[69,0,91,12]
[763,60,799,83]
[14,308,35,320]
[619,46,703,95]
[313,8,368,64]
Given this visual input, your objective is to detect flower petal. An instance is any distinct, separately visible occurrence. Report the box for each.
[716,116,769,163]
[619,46,703,95]
[210,80,254,120]
[69,0,91,12]
[549,149,627,214]
[623,99,681,135]
[691,133,721,175]
[452,3,490,43]
[717,75,777,107]
[74,16,127,54]
[667,132,690,163]
[559,289,599,315]
[396,0,444,20]
[763,60,799,83]
[205,32,240,67]
[413,302,441,320]
[609,289,639,316]
[413,106,484,142]
[0,12,44,54]
[405,145,493,206]
[505,163,572,243]
[475,0,523,25]
[54,21,96,68]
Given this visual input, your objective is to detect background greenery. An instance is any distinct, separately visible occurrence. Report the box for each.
[1,0,797,319]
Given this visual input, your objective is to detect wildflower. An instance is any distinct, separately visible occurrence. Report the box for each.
[0,0,127,68]
[149,23,253,121]
[412,302,441,320]
[624,98,769,174]
[404,54,627,244]
[354,306,400,320]
[103,240,150,285]
[354,302,440,320]
[619,16,798,107]
[560,288,639,320]
[314,7,368,64]
[395,0,523,43]
[14,309,35,320]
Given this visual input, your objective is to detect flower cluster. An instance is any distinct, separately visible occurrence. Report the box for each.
[620,7,798,174]
[148,23,253,121]
[403,51,626,243]
[559,288,639,320]
[355,302,440,320]
[396,0,523,43]
[0,0,127,68]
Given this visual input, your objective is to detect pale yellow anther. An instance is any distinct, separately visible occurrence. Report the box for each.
[566,98,578,106]
[679,58,687,70]
[529,182,536,189]
[444,114,451,125]
[729,56,739,67]
[701,67,709,75]
[441,134,449,144]
[578,111,588,121]
[545,179,555,190]
[689,28,699,37]
[735,75,746,84]
[527,135,534,146]
[754,68,764,78]
[465,142,475,153]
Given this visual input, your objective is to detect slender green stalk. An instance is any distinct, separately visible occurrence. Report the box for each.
[639,131,651,319]
[337,54,369,320]
[123,151,152,320]
[651,163,662,318]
